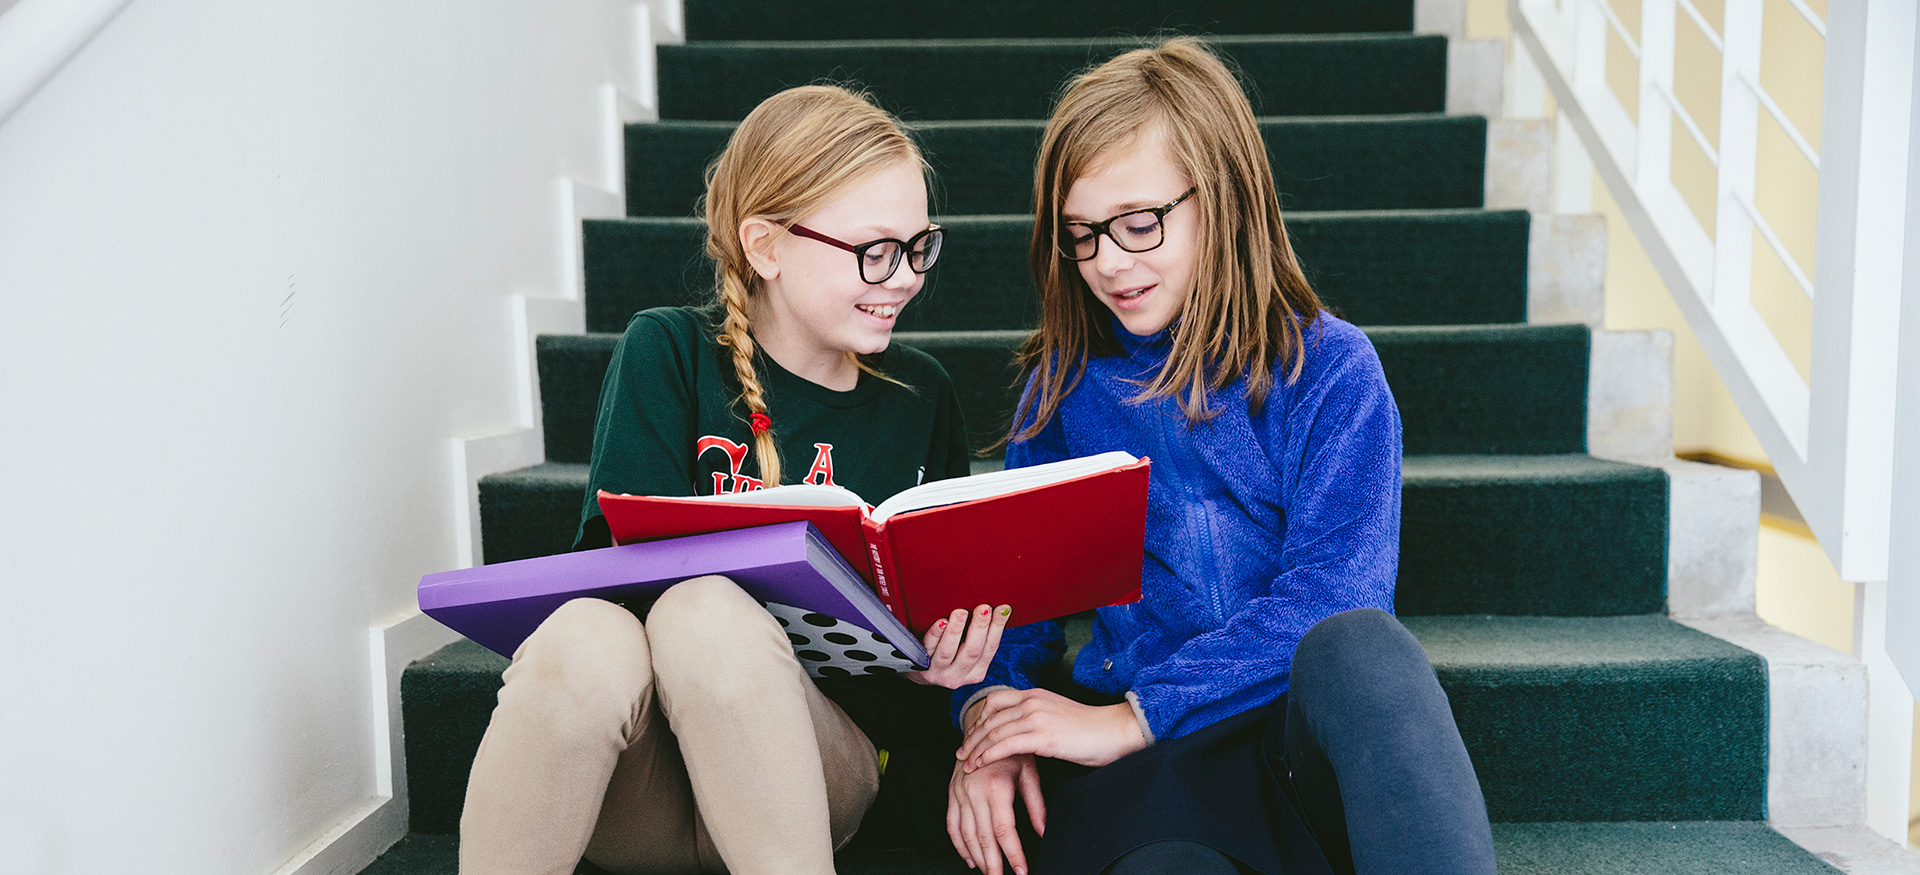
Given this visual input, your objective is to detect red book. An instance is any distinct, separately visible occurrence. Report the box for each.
[598,452,1150,635]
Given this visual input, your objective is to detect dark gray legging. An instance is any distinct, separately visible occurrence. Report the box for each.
[1107,609,1498,875]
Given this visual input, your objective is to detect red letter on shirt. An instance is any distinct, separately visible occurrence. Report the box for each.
[695,435,751,494]
[805,443,837,487]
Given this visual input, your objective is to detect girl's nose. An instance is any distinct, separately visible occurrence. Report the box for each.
[1092,237,1135,276]
[882,261,922,294]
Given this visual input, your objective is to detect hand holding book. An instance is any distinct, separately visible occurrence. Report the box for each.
[905,604,1011,687]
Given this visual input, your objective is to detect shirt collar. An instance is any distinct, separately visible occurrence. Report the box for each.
[1113,315,1175,364]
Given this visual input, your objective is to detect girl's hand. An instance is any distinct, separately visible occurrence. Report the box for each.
[905,604,1010,689]
[957,688,1147,772]
[947,753,1046,875]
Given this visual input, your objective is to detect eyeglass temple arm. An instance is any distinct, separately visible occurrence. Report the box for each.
[788,224,859,253]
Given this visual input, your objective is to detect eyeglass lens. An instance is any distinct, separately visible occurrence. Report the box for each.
[859,229,943,284]
[1060,209,1165,261]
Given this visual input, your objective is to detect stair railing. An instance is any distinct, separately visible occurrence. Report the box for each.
[1510,0,1920,840]
[0,0,135,127]
[1511,0,1908,583]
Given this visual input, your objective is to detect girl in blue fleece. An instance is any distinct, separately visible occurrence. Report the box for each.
[943,38,1499,875]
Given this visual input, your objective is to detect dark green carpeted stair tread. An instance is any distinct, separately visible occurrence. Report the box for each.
[392,615,1759,837]
[1398,454,1667,616]
[684,0,1413,41]
[478,462,589,566]
[1489,822,1840,874]
[360,821,1841,874]
[1293,209,1531,326]
[358,834,459,875]
[626,115,1488,217]
[1403,615,1765,822]
[476,453,1664,618]
[658,35,1447,121]
[583,210,1530,333]
[400,637,515,835]
[1369,323,1588,455]
[534,322,1584,466]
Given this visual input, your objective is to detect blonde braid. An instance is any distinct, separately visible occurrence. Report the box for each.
[714,267,782,487]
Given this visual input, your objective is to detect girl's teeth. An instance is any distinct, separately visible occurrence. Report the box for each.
[858,304,898,318]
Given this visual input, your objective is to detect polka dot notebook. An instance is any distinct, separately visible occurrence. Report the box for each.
[760,600,919,677]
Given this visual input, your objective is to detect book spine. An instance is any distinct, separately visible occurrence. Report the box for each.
[862,518,910,629]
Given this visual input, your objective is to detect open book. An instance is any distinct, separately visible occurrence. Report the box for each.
[599,451,1151,634]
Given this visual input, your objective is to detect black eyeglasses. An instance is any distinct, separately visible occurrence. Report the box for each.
[1056,187,1198,261]
[790,224,944,284]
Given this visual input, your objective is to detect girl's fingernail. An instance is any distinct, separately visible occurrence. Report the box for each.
[999,606,1011,617]
[937,620,947,629]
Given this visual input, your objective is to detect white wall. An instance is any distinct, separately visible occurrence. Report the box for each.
[0,1,635,871]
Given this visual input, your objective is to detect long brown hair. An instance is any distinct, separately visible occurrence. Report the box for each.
[1009,37,1323,445]
[699,85,924,486]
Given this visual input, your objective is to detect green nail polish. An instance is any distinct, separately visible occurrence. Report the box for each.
[998,606,1011,617]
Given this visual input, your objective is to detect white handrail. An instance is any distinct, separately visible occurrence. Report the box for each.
[1511,0,1910,583]
[0,0,135,128]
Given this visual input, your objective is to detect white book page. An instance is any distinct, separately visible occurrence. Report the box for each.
[869,451,1140,523]
[667,483,873,510]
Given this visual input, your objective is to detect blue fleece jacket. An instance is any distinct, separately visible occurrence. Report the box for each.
[953,311,1403,742]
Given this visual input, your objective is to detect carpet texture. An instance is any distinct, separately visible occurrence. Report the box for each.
[658,35,1447,122]
[682,0,1414,41]
[625,115,1488,217]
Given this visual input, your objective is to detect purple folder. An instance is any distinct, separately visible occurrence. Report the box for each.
[418,521,927,667]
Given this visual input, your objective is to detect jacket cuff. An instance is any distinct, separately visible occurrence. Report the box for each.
[1124,691,1158,745]
[960,685,1015,731]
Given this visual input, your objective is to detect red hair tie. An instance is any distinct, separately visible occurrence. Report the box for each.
[749,412,773,434]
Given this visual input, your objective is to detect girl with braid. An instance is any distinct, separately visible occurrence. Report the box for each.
[459,85,1010,875]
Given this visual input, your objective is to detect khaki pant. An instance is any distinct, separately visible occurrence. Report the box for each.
[459,576,881,875]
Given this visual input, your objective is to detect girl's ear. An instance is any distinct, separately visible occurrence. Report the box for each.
[739,217,783,281]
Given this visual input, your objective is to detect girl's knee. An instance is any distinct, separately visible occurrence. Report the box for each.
[645,576,791,684]
[647,576,777,654]
[648,575,763,628]
[1292,608,1432,702]
[505,597,653,715]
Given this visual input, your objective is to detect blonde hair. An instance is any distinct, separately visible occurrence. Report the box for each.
[1009,37,1323,445]
[700,85,924,486]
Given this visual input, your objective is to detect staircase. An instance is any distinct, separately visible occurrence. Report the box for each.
[360,2,1890,872]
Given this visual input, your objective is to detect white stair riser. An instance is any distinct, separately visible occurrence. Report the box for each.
[1529,214,1606,326]
[1487,118,1551,214]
